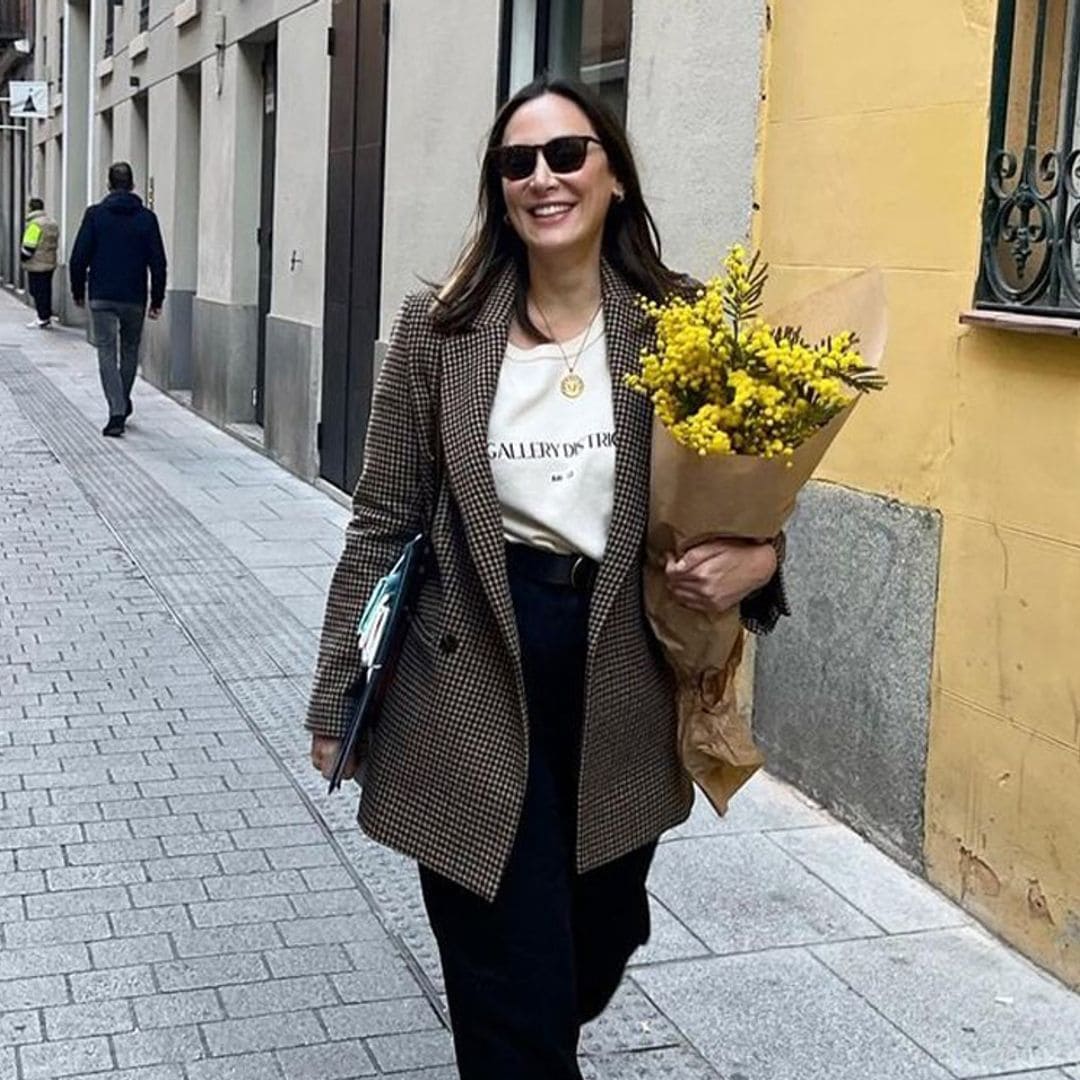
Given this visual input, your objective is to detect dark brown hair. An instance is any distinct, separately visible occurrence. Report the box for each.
[432,74,682,338]
[108,162,135,192]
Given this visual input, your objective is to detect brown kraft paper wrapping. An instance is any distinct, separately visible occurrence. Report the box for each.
[644,269,888,817]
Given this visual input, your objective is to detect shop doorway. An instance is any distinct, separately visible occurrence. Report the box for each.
[319,0,389,491]
[255,39,278,427]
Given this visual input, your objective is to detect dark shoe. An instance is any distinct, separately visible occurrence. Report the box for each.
[124,397,133,419]
[102,416,125,437]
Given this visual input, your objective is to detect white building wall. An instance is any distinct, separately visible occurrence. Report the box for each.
[626,0,766,279]
[147,78,179,268]
[379,0,502,336]
[195,44,261,306]
[271,1,331,327]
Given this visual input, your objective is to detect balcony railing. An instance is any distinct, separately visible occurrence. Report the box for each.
[0,0,30,42]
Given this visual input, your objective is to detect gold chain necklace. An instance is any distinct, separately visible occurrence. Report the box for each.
[532,299,602,400]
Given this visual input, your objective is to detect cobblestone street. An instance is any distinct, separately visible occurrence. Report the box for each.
[2,292,1080,1080]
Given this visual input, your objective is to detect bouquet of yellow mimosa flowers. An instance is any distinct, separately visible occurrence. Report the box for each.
[631,247,888,814]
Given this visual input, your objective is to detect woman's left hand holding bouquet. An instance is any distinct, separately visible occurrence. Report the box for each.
[666,538,777,614]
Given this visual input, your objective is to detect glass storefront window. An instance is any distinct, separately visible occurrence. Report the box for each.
[502,0,632,121]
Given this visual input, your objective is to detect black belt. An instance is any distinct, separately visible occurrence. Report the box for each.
[505,543,599,592]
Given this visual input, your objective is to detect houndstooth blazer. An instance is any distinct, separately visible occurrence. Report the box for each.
[306,260,786,901]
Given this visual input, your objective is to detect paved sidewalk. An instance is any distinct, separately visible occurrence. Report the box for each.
[1,290,1079,1080]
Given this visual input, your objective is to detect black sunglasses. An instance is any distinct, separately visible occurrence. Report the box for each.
[489,135,604,181]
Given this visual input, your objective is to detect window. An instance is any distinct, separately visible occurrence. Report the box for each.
[57,15,63,92]
[139,0,149,33]
[500,0,631,121]
[976,0,1080,317]
[104,0,118,57]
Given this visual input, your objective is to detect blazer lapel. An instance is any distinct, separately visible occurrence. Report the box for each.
[438,266,520,657]
[588,261,654,649]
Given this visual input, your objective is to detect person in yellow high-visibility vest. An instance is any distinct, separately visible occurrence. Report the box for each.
[21,198,60,329]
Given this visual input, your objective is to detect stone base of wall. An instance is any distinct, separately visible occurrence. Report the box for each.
[143,289,195,391]
[264,314,321,481]
[192,297,258,425]
[753,480,942,866]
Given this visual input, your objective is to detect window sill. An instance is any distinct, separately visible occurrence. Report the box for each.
[173,0,200,28]
[96,56,114,80]
[129,31,149,59]
[959,308,1080,338]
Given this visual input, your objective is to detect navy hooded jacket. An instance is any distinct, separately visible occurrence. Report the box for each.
[69,191,167,308]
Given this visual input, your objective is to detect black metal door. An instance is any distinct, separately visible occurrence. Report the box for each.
[320,0,389,491]
[256,40,278,427]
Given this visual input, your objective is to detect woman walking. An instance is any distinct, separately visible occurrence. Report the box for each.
[306,75,786,1079]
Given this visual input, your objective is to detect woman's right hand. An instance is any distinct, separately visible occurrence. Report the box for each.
[311,735,359,782]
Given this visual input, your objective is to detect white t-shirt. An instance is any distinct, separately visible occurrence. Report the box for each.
[488,317,616,561]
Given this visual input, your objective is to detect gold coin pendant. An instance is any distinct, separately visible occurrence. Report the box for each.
[560,373,585,399]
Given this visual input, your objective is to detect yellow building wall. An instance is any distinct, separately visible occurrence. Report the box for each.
[755,0,1080,986]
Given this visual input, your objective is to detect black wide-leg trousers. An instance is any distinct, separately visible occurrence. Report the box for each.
[420,555,657,1080]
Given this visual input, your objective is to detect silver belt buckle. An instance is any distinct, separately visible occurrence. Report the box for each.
[570,556,588,590]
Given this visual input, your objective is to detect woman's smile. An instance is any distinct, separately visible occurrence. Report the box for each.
[528,201,577,223]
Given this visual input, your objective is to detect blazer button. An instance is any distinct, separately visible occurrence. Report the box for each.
[440,633,458,656]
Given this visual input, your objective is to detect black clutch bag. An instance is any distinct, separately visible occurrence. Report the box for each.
[326,532,430,793]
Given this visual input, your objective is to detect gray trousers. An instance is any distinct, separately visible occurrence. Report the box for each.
[90,301,145,418]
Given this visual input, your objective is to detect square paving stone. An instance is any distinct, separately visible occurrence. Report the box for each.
[665,773,828,840]
[769,825,970,933]
[579,980,684,1055]
[319,997,442,1040]
[629,896,710,967]
[202,1012,325,1056]
[185,1051,285,1080]
[112,1025,205,1069]
[580,1046,721,1079]
[44,998,132,1039]
[367,1029,456,1073]
[19,1036,113,1079]
[274,1040,377,1079]
[973,1072,1076,1079]
[92,1069,184,1080]
[649,833,879,954]
[0,1010,40,1045]
[364,1071,455,1080]
[219,975,338,1017]
[331,941,422,1002]
[634,949,953,1080]
[813,927,1080,1077]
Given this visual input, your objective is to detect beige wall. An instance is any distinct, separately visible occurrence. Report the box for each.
[627,0,767,280]
[379,0,502,336]
[147,77,179,273]
[271,1,331,327]
[195,44,261,305]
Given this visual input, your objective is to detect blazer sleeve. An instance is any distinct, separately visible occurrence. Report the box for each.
[305,291,437,738]
[739,531,791,635]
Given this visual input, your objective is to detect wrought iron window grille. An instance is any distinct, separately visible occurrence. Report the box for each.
[977,0,1080,318]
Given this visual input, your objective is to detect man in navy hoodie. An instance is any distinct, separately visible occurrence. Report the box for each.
[70,162,167,437]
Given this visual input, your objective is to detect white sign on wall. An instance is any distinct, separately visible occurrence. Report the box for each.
[8,81,49,119]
